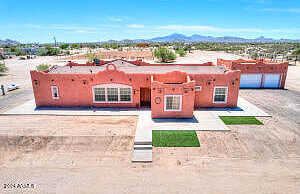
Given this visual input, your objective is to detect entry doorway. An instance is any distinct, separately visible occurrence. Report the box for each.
[140,87,151,107]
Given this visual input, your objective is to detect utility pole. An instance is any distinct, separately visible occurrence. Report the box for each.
[53,36,57,47]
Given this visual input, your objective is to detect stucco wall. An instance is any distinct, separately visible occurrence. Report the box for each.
[151,80,195,118]
[191,71,240,108]
[31,67,150,108]
[31,63,241,118]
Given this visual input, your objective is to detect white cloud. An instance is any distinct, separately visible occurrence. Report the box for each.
[127,24,145,29]
[51,25,97,31]
[262,8,300,13]
[24,24,42,29]
[23,24,98,33]
[74,30,97,34]
[108,17,123,22]
[99,24,121,28]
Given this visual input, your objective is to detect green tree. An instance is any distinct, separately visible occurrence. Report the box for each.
[111,44,118,49]
[153,47,176,62]
[36,64,50,71]
[14,48,27,56]
[37,47,60,56]
[184,45,192,53]
[71,44,79,49]
[59,44,69,50]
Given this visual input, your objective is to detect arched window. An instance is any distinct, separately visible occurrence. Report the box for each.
[92,83,132,103]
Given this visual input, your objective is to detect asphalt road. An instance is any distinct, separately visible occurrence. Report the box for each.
[0,87,34,113]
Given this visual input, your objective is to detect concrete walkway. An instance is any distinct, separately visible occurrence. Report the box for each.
[2,99,140,116]
[199,96,271,117]
[151,111,229,131]
[132,111,152,162]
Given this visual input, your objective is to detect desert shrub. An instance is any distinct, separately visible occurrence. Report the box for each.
[292,49,300,56]
[0,63,8,72]
[153,47,176,62]
[86,52,100,62]
[37,64,50,71]
[250,53,258,60]
[175,49,187,57]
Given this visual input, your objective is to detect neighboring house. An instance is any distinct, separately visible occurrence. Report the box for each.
[20,46,45,55]
[217,59,288,89]
[30,59,241,118]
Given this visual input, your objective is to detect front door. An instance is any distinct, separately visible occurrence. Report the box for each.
[140,87,151,107]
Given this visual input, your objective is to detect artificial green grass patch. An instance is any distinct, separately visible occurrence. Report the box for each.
[220,116,263,125]
[152,130,200,147]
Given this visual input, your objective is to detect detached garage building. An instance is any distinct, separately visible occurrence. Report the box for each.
[217,59,288,89]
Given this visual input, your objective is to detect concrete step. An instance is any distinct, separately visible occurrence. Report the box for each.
[134,141,152,145]
[134,144,152,150]
[132,149,152,162]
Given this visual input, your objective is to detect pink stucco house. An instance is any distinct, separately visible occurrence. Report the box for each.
[30,59,241,118]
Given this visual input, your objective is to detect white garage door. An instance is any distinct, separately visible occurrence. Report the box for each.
[240,74,263,88]
[263,74,281,88]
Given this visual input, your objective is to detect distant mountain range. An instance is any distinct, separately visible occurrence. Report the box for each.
[0,39,20,45]
[105,33,300,43]
[1,34,299,45]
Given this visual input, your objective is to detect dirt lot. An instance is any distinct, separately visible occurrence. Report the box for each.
[175,50,242,64]
[0,54,299,194]
[67,49,153,61]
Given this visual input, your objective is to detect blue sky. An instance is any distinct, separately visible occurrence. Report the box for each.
[0,0,299,43]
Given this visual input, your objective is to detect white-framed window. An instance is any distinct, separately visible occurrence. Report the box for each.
[213,86,228,103]
[120,88,131,101]
[107,88,118,102]
[93,84,132,103]
[164,95,182,111]
[195,86,202,91]
[51,86,59,99]
[94,88,105,102]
